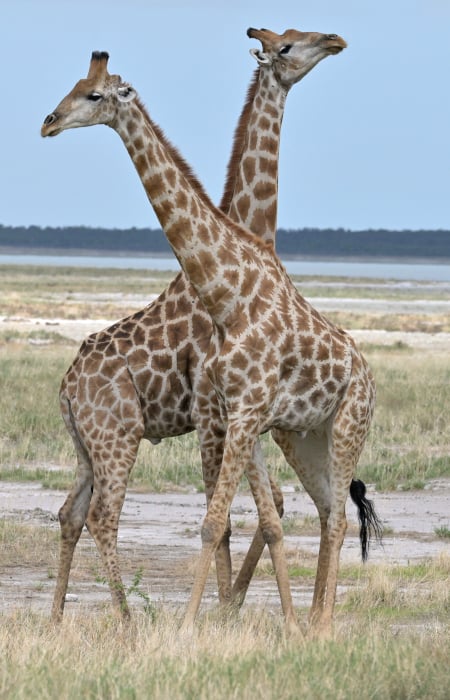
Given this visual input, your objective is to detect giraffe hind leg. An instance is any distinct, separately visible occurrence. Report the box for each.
[197,425,234,605]
[51,450,93,622]
[85,445,139,620]
[270,427,333,625]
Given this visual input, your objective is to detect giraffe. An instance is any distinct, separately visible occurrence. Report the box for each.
[41,40,382,637]
[41,29,348,624]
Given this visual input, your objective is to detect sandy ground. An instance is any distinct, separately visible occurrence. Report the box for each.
[1,479,449,617]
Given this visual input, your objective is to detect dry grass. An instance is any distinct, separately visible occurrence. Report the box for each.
[0,599,448,700]
[327,310,450,333]
[357,348,450,489]
[342,553,450,616]
[0,519,59,567]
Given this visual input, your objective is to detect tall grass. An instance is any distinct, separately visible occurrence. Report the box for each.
[359,348,450,489]
[0,344,74,469]
[0,606,448,700]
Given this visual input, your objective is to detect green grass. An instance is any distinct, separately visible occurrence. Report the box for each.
[434,526,450,539]
[130,434,206,492]
[341,555,450,625]
[0,329,77,345]
[0,264,174,320]
[290,275,450,301]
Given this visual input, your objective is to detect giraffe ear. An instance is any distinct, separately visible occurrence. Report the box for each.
[249,48,271,65]
[117,85,136,102]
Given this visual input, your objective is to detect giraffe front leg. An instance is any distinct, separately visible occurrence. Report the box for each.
[181,426,254,633]
[198,427,233,605]
[204,477,233,606]
[244,441,299,636]
[231,473,284,607]
[215,518,233,604]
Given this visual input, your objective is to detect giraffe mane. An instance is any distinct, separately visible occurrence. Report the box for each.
[135,93,270,253]
[135,96,213,205]
[219,68,260,214]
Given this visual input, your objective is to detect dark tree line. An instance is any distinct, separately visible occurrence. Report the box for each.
[1,224,449,260]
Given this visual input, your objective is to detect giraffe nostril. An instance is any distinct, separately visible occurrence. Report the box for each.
[326,34,338,40]
[44,113,57,125]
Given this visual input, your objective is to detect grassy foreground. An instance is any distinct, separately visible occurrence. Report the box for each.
[0,603,448,700]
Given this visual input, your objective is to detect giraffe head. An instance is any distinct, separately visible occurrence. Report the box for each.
[247,27,347,90]
[41,51,136,137]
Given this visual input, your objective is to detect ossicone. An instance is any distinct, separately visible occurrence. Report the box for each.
[87,50,110,79]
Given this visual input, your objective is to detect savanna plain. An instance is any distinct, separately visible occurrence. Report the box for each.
[1,264,449,699]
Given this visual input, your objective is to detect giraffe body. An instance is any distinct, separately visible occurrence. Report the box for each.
[41,31,380,636]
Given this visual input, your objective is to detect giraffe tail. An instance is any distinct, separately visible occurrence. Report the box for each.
[350,479,383,562]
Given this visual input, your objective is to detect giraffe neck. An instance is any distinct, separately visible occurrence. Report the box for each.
[220,67,288,243]
[113,97,266,326]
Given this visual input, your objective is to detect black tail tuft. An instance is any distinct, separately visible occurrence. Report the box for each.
[350,479,383,562]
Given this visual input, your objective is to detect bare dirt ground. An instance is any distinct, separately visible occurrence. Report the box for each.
[1,479,449,617]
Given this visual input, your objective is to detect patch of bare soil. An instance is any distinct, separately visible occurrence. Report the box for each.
[1,480,449,617]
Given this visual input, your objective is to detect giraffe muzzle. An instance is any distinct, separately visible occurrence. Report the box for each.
[324,34,347,54]
[41,112,61,137]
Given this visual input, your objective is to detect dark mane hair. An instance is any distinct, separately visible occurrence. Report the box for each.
[135,95,216,210]
[135,92,270,253]
[219,68,260,214]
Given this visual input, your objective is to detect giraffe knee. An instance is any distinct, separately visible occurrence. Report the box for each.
[261,520,283,546]
[201,517,225,546]
[58,507,85,541]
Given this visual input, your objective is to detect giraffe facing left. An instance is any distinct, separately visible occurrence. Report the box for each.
[41,30,348,623]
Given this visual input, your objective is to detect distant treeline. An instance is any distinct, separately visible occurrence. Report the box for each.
[1,225,450,261]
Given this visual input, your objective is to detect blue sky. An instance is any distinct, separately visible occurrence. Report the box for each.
[2,0,449,231]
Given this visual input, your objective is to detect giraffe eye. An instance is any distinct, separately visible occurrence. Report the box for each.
[279,44,292,55]
[87,92,102,102]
